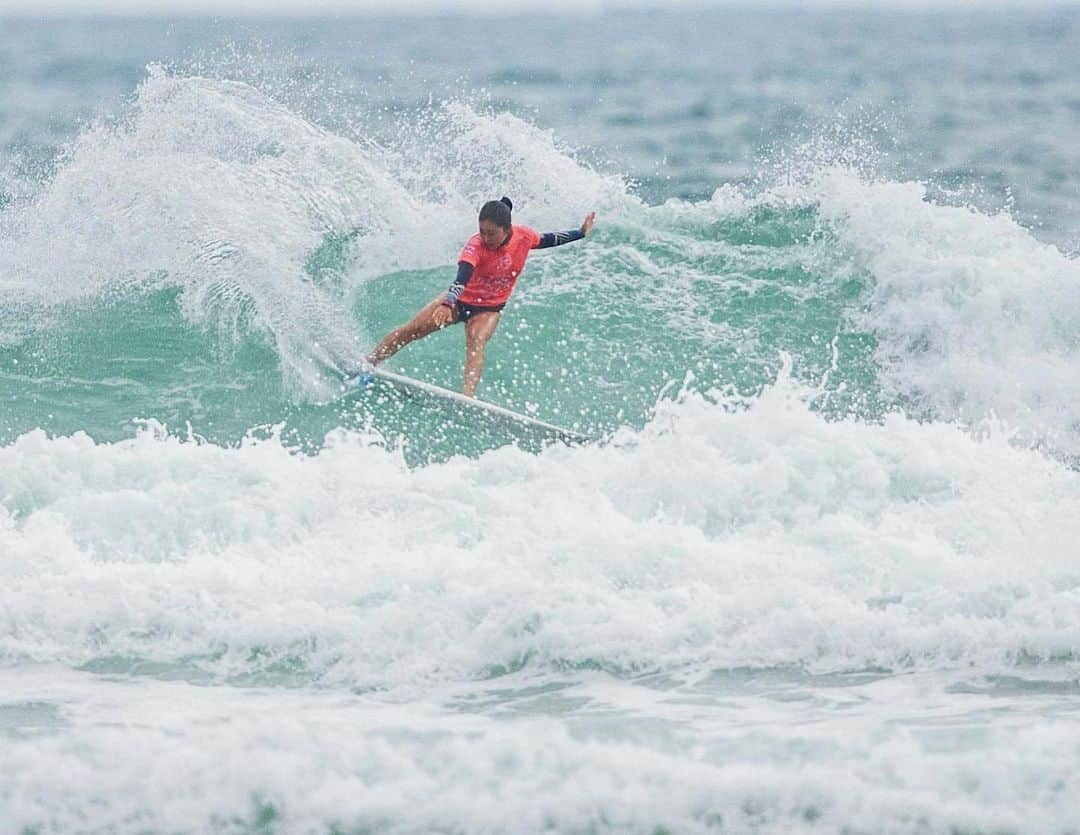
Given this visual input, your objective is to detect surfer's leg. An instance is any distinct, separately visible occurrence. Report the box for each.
[462,311,501,397]
[368,297,456,365]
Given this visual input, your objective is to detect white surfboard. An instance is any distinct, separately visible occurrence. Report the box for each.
[347,366,592,445]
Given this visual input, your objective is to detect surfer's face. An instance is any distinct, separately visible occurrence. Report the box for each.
[479,220,509,249]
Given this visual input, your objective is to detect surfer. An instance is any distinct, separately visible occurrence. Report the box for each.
[367,197,596,396]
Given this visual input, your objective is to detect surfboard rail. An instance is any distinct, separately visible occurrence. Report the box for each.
[347,367,592,445]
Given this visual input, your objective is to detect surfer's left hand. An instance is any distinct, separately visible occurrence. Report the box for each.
[581,212,596,236]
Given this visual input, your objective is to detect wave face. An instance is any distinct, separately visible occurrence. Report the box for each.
[4,11,1080,835]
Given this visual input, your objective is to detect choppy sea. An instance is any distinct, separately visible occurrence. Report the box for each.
[3,8,1080,833]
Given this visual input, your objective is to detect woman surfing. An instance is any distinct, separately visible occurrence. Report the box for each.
[367,197,596,396]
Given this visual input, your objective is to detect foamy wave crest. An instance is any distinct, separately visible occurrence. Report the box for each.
[669,157,1080,456]
[0,66,419,389]
[808,167,1080,457]
[3,373,1079,687]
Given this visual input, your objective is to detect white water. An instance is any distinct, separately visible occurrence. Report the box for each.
[3,378,1080,831]
[803,167,1080,458]
[4,378,1080,685]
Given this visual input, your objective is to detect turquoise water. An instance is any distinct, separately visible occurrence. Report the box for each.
[4,9,1080,834]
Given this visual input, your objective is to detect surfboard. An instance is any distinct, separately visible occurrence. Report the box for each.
[347,367,592,445]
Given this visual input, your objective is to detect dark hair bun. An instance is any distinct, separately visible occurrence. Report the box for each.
[478,198,513,228]
[500,196,513,210]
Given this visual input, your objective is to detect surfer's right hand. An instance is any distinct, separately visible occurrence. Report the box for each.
[432,303,454,328]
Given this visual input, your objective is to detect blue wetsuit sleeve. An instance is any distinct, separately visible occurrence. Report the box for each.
[444,261,474,305]
[535,229,585,249]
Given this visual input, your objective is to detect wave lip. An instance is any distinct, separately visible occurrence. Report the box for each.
[805,166,1080,457]
[0,67,426,391]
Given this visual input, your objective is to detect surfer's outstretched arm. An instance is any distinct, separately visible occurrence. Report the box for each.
[534,212,596,249]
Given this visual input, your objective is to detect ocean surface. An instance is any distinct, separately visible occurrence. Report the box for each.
[3,7,1080,833]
